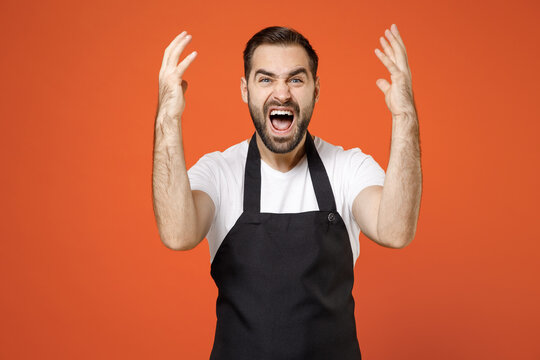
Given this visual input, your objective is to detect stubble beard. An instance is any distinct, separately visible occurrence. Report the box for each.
[247,92,316,154]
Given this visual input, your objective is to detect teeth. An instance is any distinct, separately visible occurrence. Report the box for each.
[270,109,294,116]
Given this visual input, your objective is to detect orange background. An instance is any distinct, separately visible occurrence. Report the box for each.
[1,0,539,358]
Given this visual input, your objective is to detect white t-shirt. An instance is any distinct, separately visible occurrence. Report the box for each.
[187,136,386,267]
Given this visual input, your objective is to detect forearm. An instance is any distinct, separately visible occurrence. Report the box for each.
[152,113,198,250]
[377,111,422,248]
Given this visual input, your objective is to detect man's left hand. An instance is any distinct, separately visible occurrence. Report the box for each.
[375,24,416,118]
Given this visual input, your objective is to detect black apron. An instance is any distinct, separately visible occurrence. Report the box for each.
[209,132,362,360]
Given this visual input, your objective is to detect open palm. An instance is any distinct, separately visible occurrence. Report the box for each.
[375,24,417,117]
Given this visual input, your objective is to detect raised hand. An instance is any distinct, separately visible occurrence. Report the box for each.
[157,31,198,122]
[374,24,416,118]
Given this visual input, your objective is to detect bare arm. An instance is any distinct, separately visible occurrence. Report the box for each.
[152,31,215,250]
[353,24,422,249]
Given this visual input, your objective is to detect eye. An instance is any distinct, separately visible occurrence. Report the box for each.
[259,77,271,83]
[290,78,303,83]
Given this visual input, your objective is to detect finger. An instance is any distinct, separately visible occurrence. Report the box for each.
[168,34,193,69]
[176,51,198,78]
[379,36,395,64]
[384,28,407,70]
[390,24,407,51]
[391,24,410,69]
[162,31,187,69]
[375,48,400,76]
[376,78,391,94]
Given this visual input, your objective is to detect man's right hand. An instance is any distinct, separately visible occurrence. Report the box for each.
[157,31,198,122]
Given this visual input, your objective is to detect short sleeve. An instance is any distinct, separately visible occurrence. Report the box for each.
[187,154,220,212]
[344,150,386,209]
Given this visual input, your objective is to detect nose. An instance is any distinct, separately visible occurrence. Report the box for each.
[272,80,291,103]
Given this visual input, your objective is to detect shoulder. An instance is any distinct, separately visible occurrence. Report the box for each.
[190,139,249,172]
[313,136,374,170]
[188,138,249,210]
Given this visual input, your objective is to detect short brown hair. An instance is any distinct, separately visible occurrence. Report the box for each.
[243,26,319,82]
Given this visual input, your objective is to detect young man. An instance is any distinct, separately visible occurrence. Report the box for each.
[152,25,422,359]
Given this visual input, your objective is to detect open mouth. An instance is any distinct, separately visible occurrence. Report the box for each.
[268,109,294,133]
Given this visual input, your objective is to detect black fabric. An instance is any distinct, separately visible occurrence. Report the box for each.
[210,132,361,360]
[304,132,337,213]
[243,132,262,213]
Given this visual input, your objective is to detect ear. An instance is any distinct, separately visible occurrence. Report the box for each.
[314,76,320,103]
[240,76,248,104]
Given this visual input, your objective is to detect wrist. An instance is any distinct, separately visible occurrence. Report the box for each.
[392,110,417,122]
[156,110,181,128]
[391,111,420,142]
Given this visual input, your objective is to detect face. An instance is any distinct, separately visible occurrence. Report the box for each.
[241,44,320,154]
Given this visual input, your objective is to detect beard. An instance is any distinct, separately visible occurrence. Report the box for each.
[247,91,316,154]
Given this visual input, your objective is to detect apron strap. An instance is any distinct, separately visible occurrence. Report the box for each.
[244,132,262,213]
[305,132,337,212]
[243,131,337,213]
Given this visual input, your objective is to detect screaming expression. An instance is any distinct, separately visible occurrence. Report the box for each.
[247,90,316,154]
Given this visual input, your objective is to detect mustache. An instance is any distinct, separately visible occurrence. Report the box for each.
[263,100,300,114]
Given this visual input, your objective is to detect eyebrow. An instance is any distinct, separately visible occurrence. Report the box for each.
[254,67,309,78]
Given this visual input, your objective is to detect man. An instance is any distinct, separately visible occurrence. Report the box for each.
[152,25,422,359]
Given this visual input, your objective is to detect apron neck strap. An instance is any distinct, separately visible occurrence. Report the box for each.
[243,131,337,213]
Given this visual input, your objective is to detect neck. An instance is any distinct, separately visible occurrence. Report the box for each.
[253,133,310,173]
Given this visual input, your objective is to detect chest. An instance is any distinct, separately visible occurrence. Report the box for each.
[259,158,319,213]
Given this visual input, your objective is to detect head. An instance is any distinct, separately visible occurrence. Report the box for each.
[241,26,320,154]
